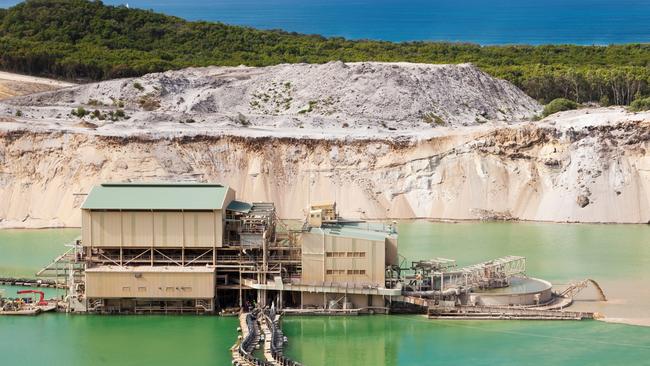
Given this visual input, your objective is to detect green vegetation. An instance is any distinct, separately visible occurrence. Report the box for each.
[542,98,579,117]
[71,107,89,118]
[423,112,445,125]
[599,95,611,107]
[299,100,318,114]
[110,97,125,108]
[630,96,650,111]
[71,106,127,120]
[87,99,103,106]
[138,95,160,111]
[0,0,649,105]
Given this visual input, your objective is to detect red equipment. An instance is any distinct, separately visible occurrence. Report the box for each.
[17,290,48,306]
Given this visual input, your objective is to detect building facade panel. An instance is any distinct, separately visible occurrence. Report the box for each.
[214,210,223,248]
[81,209,92,245]
[385,236,398,266]
[301,231,326,283]
[124,211,154,247]
[85,267,215,299]
[301,231,386,286]
[153,211,184,247]
[82,210,223,248]
[89,211,120,247]
[183,211,217,248]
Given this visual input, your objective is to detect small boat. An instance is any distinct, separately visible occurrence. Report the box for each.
[0,289,57,316]
[0,307,42,316]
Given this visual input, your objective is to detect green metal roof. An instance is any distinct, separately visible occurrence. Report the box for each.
[82,183,230,210]
[320,226,393,242]
[226,200,253,213]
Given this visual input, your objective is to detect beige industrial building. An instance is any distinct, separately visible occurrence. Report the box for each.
[70,183,399,314]
[296,226,398,309]
[81,183,235,249]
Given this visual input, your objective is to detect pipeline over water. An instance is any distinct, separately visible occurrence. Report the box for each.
[232,309,302,366]
[0,277,65,289]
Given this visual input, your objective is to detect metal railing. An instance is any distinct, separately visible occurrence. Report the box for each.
[263,309,302,366]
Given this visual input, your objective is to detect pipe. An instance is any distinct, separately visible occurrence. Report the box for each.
[402,288,462,297]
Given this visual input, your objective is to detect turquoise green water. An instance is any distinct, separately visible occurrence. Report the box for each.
[0,284,62,299]
[397,221,650,282]
[1,223,650,365]
[0,314,237,365]
[283,316,650,365]
[0,229,79,277]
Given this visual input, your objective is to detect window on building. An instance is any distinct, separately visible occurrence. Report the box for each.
[122,286,131,292]
[165,287,174,292]
[326,269,345,275]
[346,269,367,275]
[181,287,192,292]
[326,252,347,257]
[345,252,366,257]
[138,287,146,292]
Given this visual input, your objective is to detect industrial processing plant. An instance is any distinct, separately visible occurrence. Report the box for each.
[21,182,604,364]
[32,182,601,316]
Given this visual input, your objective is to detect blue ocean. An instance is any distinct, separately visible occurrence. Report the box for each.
[2,0,650,45]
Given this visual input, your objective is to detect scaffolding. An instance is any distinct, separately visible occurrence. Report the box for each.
[404,255,527,294]
[440,256,526,291]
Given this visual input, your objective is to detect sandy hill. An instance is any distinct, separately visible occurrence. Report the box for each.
[4,62,540,135]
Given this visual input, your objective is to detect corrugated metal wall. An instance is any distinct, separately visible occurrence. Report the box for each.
[301,231,325,282]
[81,210,224,248]
[153,212,183,247]
[385,236,398,266]
[301,231,386,285]
[86,269,215,299]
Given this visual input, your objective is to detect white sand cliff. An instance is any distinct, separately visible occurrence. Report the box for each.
[0,62,649,228]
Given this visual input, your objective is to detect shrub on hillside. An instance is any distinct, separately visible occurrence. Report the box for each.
[630,96,650,112]
[542,98,579,117]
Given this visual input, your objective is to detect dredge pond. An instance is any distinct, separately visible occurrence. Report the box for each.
[1,223,649,365]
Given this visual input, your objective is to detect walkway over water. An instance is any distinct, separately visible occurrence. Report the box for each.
[400,295,594,320]
[232,310,302,366]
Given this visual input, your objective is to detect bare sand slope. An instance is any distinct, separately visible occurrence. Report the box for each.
[4,62,541,130]
[0,71,74,100]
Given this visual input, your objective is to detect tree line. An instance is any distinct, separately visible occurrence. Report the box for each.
[1,0,649,105]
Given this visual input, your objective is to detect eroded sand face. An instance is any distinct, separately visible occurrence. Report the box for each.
[0,108,649,228]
